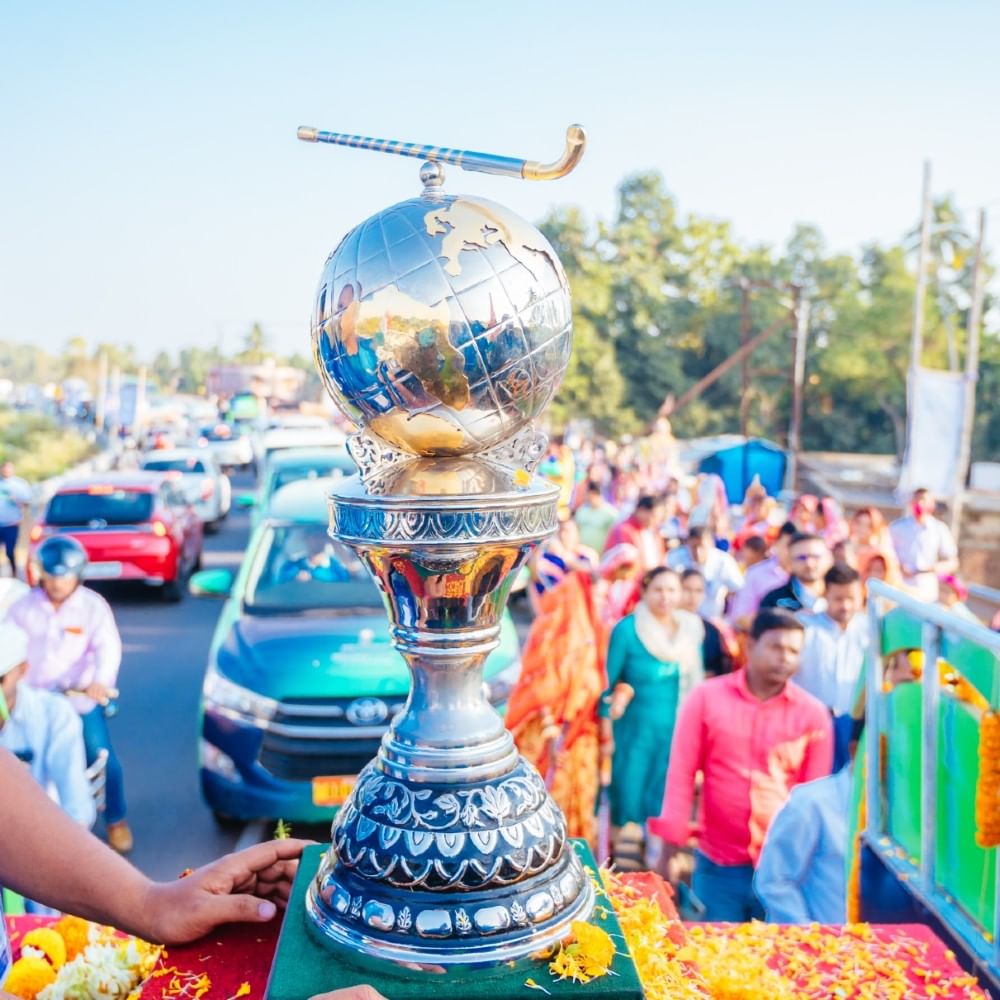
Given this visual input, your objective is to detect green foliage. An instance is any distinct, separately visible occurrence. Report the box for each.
[0,410,94,481]
[539,172,997,460]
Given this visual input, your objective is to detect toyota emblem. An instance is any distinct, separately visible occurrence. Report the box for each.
[346,697,389,726]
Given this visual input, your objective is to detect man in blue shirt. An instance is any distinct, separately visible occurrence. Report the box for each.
[0,621,95,828]
[753,761,853,923]
[760,533,830,614]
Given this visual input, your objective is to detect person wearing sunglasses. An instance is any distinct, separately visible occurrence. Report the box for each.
[760,533,830,614]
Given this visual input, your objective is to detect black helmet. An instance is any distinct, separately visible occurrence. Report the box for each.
[36,535,88,578]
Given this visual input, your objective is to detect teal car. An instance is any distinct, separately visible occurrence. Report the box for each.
[237,446,357,529]
[191,477,522,823]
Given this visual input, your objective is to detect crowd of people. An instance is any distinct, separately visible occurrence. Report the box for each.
[508,426,995,924]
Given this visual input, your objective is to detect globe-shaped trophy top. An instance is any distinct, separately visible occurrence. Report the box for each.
[312,190,573,457]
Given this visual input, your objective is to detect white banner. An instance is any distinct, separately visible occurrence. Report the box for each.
[898,367,966,499]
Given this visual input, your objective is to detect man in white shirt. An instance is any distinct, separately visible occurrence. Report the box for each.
[0,621,95,827]
[0,462,32,579]
[890,488,958,602]
[796,562,868,769]
[668,526,744,618]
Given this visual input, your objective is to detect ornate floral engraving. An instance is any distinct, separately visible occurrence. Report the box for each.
[481,424,549,474]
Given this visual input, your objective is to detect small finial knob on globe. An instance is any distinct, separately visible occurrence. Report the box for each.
[419,160,445,192]
[312,191,573,458]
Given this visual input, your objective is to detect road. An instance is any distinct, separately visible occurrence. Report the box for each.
[95,473,255,880]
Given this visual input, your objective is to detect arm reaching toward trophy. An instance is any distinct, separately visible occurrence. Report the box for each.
[0,750,386,999]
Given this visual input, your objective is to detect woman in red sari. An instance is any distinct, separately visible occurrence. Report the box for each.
[506,569,610,847]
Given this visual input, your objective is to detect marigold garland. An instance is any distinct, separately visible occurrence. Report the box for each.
[524,867,988,998]
[976,711,1000,847]
[3,919,161,1000]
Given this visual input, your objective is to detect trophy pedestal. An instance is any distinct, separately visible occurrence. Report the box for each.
[265,844,645,1000]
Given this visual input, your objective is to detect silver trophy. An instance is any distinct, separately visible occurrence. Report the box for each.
[299,125,593,972]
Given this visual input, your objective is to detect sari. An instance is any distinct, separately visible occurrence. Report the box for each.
[506,571,608,846]
[851,507,903,587]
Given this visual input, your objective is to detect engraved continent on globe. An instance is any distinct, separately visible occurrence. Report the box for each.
[312,193,573,457]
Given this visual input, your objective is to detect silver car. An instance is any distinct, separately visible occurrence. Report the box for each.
[141,448,232,532]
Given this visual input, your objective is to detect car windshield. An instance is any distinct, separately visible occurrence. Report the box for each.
[200,425,242,442]
[47,489,154,526]
[143,457,207,474]
[270,462,350,493]
[245,524,382,613]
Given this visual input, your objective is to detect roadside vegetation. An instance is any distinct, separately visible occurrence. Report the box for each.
[0,409,95,482]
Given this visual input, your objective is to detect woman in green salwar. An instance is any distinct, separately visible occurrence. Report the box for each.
[599,566,705,829]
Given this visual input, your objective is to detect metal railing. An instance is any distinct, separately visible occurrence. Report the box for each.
[864,580,1000,978]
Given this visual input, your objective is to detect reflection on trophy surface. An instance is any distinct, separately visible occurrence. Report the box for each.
[299,126,594,972]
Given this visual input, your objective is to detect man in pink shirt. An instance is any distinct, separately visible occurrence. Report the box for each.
[649,608,833,920]
[9,536,131,853]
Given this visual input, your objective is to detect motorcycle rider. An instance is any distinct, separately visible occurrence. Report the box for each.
[8,535,132,852]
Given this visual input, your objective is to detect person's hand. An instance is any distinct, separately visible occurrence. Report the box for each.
[84,682,112,705]
[142,838,313,944]
[309,989,388,1000]
[656,843,695,884]
[608,683,634,721]
[296,569,312,582]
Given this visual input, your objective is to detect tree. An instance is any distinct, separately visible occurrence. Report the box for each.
[236,323,268,364]
[152,350,175,391]
[539,207,633,435]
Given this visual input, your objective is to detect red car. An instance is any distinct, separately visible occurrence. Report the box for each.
[28,472,204,601]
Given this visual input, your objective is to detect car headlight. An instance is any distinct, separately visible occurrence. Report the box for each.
[484,658,522,706]
[200,739,240,781]
[203,668,278,725]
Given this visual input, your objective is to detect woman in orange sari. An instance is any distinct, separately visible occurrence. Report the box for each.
[506,570,609,847]
[850,506,902,587]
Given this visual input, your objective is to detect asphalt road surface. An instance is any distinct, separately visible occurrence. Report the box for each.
[93,472,256,880]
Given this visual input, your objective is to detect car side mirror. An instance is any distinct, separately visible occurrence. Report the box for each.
[236,493,257,508]
[189,568,234,598]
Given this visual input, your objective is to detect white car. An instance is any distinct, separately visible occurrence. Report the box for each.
[196,423,255,471]
[258,426,347,470]
[141,448,232,532]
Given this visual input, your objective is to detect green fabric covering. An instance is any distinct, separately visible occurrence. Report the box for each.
[940,634,1000,706]
[885,683,997,931]
[266,843,645,1000]
[881,607,923,656]
[601,614,680,826]
[1,888,25,917]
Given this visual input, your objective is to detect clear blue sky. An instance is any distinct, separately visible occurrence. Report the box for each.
[2,1,998,359]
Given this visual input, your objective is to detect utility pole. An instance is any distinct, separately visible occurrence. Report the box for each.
[739,279,751,438]
[909,161,933,386]
[949,208,987,539]
[786,290,810,493]
[135,366,148,440]
[109,365,121,445]
[94,352,108,434]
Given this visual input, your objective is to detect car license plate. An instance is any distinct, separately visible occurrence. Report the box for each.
[312,775,356,807]
[84,561,122,579]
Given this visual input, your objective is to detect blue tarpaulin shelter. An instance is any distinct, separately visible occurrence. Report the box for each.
[698,438,788,503]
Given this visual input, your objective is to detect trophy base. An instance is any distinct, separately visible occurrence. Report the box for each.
[265,843,645,1000]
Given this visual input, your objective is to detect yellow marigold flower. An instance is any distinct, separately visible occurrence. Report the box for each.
[3,955,57,999]
[20,928,67,970]
[571,921,616,970]
[52,915,93,961]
